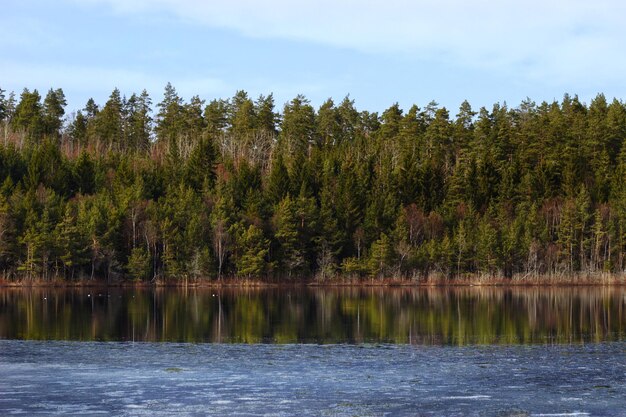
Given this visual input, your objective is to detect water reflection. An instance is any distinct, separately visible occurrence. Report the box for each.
[0,287,624,344]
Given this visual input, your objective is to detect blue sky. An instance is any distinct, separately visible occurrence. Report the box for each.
[2,0,626,116]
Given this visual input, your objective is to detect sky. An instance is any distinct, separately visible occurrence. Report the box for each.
[2,0,626,116]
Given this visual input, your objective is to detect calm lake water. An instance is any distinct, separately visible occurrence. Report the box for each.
[1,287,625,416]
[0,286,624,344]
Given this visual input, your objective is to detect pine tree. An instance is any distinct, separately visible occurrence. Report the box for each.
[124,90,152,151]
[54,205,90,279]
[317,98,339,146]
[281,95,316,157]
[95,88,123,149]
[558,199,577,272]
[235,224,269,278]
[204,99,229,136]
[0,194,16,271]
[210,183,235,279]
[368,232,394,279]
[73,151,95,195]
[255,94,279,136]
[68,111,88,147]
[184,135,217,191]
[1,91,16,144]
[126,246,151,281]
[156,83,184,146]
[379,103,402,139]
[266,153,290,204]
[12,88,43,141]
[274,195,305,277]
[42,88,66,137]
[0,87,6,122]
[229,90,256,138]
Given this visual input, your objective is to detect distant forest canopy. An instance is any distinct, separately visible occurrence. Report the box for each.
[0,84,626,282]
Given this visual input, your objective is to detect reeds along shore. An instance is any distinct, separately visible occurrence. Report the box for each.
[2,272,626,288]
[2,88,626,283]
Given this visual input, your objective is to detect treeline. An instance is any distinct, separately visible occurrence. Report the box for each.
[0,84,626,282]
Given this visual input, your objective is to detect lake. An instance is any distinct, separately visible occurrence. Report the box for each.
[1,287,625,416]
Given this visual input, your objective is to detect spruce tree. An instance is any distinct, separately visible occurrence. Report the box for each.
[236,224,269,278]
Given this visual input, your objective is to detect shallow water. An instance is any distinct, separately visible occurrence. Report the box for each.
[1,340,625,416]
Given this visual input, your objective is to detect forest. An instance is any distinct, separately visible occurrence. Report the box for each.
[0,84,625,283]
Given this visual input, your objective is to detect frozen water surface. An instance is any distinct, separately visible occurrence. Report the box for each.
[1,340,625,416]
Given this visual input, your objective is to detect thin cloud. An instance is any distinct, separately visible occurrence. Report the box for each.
[0,16,63,49]
[73,0,626,85]
[1,60,330,111]
[0,61,230,110]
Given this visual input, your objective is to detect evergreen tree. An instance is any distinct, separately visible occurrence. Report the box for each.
[68,111,88,147]
[379,103,402,139]
[317,98,339,146]
[235,224,269,278]
[124,90,152,151]
[281,95,316,156]
[95,88,123,148]
[229,90,256,138]
[204,99,229,136]
[266,152,290,204]
[184,135,217,191]
[2,87,626,283]
[1,90,16,144]
[274,195,305,277]
[0,87,8,124]
[54,204,90,279]
[0,193,16,271]
[42,88,66,137]
[126,246,151,281]
[368,232,393,278]
[210,183,235,279]
[12,88,43,140]
[156,83,184,145]
[255,93,279,135]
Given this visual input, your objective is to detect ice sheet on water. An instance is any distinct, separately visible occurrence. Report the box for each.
[0,340,625,416]
[532,414,590,416]
[441,395,491,400]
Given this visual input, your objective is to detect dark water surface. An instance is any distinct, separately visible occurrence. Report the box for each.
[0,286,624,344]
[1,287,625,416]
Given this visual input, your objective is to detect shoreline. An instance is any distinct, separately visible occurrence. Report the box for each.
[2,274,626,289]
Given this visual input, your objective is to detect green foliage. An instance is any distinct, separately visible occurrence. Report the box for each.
[1,86,626,282]
[126,246,151,281]
[157,184,203,279]
[13,88,43,140]
[0,87,6,122]
[274,195,305,277]
[266,153,290,204]
[184,135,217,191]
[124,90,152,151]
[341,256,367,277]
[368,233,394,278]
[281,95,316,156]
[42,88,66,137]
[235,224,269,278]
[55,204,90,278]
[156,82,184,144]
[95,88,123,148]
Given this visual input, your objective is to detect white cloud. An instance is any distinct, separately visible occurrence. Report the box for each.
[72,0,626,85]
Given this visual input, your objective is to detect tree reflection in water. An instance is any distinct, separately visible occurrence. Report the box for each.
[0,287,624,344]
